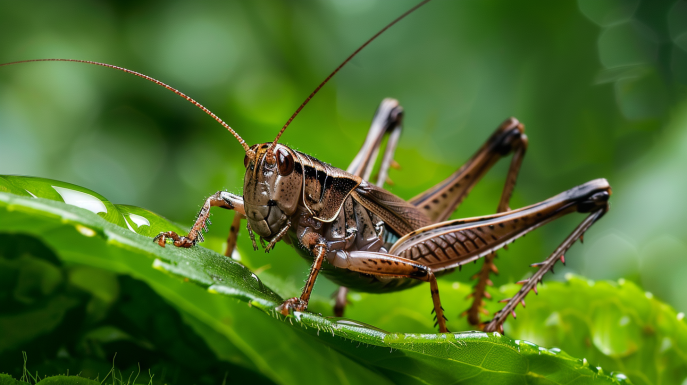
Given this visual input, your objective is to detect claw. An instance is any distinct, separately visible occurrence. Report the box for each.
[277,297,308,317]
[153,234,166,247]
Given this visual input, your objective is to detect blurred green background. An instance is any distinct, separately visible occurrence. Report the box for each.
[1,0,686,327]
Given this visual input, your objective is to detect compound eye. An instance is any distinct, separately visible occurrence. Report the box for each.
[243,154,249,168]
[276,148,294,176]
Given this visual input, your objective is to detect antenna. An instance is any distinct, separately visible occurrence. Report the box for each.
[268,0,430,155]
[0,59,254,157]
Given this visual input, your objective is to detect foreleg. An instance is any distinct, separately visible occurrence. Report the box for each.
[277,231,327,315]
[154,191,244,248]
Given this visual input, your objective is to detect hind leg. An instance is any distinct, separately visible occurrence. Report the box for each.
[407,118,528,325]
[388,179,611,333]
[409,117,527,222]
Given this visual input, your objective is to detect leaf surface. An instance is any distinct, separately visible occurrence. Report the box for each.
[0,176,669,384]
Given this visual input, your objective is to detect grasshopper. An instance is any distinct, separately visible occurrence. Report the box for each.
[0,0,611,333]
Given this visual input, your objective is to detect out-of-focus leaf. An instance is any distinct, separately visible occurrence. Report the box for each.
[0,177,632,384]
[0,294,80,354]
[34,376,99,385]
[346,275,687,385]
[499,277,687,385]
[0,373,30,385]
[0,233,276,385]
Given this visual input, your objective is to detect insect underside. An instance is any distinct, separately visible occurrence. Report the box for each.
[1,0,611,334]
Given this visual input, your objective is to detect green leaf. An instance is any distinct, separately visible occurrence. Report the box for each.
[0,373,30,385]
[35,376,99,385]
[498,277,687,385]
[0,176,654,384]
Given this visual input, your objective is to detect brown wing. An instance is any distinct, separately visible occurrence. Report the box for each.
[296,151,362,222]
[353,180,433,236]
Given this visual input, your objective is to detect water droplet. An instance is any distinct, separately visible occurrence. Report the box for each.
[52,185,107,214]
[293,311,303,322]
[129,213,150,227]
[76,224,95,237]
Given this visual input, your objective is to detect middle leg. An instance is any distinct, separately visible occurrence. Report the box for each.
[335,98,405,316]
[332,250,449,333]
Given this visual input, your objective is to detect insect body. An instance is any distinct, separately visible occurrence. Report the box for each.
[153,97,610,333]
[1,0,611,333]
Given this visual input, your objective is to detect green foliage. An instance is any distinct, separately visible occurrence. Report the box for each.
[2,1,686,384]
[3,0,687,315]
[4,176,686,383]
[0,373,29,385]
[28,377,99,385]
